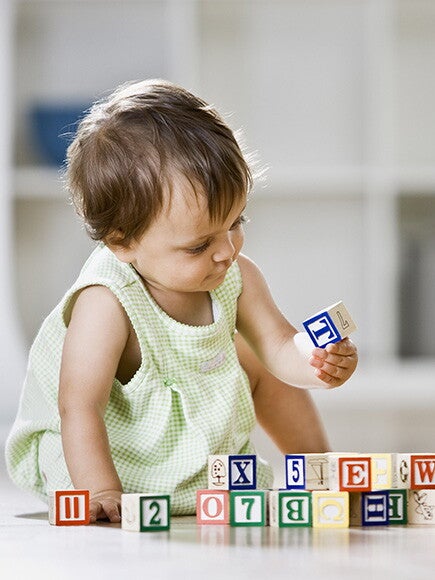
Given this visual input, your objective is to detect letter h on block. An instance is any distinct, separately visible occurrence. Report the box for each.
[303,301,356,348]
[349,491,390,526]
[48,490,90,526]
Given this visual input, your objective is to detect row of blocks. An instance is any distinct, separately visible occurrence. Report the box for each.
[48,490,171,531]
[47,451,435,529]
[197,488,435,527]
[208,452,435,492]
[49,486,435,529]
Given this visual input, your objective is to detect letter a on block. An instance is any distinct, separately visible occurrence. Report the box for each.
[49,490,90,526]
[410,455,435,489]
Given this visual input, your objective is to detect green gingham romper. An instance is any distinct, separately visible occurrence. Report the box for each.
[5,244,273,514]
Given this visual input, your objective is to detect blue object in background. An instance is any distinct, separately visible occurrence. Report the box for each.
[30,104,90,165]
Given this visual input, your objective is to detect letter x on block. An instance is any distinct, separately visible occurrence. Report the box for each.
[229,455,257,490]
[54,490,90,526]
[339,457,371,492]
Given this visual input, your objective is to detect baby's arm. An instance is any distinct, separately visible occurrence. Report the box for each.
[58,285,130,523]
[236,255,358,389]
[236,333,330,453]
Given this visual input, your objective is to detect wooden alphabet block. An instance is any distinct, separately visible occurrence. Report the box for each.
[269,490,312,527]
[229,455,257,490]
[208,455,230,490]
[230,491,267,527]
[329,455,371,492]
[391,453,411,489]
[48,490,90,526]
[369,453,393,490]
[388,489,408,525]
[208,454,257,491]
[196,490,230,525]
[407,489,435,525]
[285,454,306,490]
[349,491,389,526]
[121,494,170,532]
[303,301,356,348]
[312,491,349,528]
[305,453,330,490]
[410,454,435,489]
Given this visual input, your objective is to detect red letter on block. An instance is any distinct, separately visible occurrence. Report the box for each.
[339,457,371,492]
[411,455,435,489]
[55,490,90,526]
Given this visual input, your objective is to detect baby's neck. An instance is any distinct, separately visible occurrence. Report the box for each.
[146,285,214,326]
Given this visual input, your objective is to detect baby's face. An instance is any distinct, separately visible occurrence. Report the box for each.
[113,178,247,296]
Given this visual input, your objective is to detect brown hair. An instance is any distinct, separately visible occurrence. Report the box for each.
[66,79,253,246]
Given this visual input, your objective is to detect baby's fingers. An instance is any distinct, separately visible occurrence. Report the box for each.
[102,500,121,523]
[325,337,357,357]
[89,499,121,524]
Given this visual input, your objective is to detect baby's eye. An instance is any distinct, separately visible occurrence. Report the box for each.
[186,240,211,255]
[230,214,249,230]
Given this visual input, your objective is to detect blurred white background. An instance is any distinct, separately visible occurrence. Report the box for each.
[1,0,434,457]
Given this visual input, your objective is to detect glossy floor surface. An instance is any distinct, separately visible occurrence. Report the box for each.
[2,450,435,580]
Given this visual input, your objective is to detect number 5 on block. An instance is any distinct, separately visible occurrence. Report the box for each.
[121,494,171,532]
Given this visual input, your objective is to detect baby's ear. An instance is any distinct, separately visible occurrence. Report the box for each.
[104,230,135,263]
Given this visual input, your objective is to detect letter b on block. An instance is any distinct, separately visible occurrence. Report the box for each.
[270,491,312,527]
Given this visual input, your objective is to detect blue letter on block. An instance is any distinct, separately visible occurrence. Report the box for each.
[362,492,389,526]
[229,455,257,490]
[285,455,306,490]
[303,312,341,348]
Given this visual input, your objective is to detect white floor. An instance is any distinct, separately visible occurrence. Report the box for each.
[1,444,435,580]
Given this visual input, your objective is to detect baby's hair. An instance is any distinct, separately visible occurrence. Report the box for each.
[66,79,253,246]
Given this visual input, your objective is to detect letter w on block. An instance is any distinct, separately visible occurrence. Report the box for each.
[411,455,435,489]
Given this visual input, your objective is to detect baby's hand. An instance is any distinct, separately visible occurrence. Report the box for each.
[309,338,358,388]
[89,489,122,523]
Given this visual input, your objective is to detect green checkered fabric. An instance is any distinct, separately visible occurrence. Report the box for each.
[5,244,273,514]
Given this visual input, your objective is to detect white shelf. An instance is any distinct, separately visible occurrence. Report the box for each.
[14,164,435,200]
[14,166,65,200]
[313,359,435,411]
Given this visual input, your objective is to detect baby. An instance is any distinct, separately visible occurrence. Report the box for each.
[6,80,357,522]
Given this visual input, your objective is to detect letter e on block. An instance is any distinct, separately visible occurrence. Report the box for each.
[339,457,371,492]
[196,490,230,525]
[49,490,90,526]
